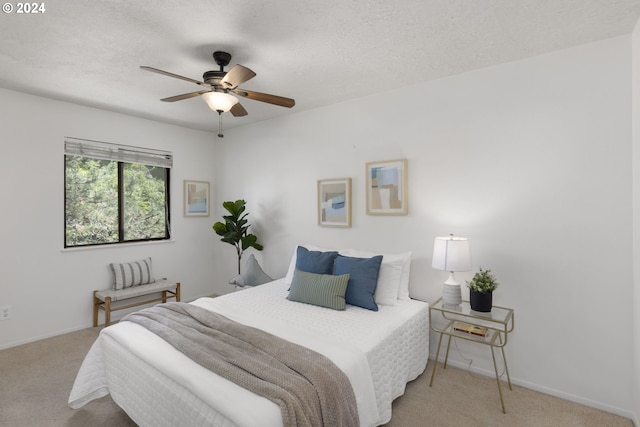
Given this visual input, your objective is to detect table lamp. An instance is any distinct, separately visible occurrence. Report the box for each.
[432,234,471,306]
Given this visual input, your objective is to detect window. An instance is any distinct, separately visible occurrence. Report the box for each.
[64,137,172,248]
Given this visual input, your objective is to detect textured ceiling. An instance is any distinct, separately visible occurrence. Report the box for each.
[1,0,640,133]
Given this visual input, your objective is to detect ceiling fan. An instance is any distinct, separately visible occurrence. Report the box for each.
[141,51,295,137]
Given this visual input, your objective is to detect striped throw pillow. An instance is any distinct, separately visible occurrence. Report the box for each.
[287,269,349,310]
[109,257,155,290]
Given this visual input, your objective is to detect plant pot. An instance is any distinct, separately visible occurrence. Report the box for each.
[469,290,492,312]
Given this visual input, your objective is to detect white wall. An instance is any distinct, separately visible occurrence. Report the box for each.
[632,18,640,427]
[212,37,635,418]
[0,34,635,421]
[0,88,219,348]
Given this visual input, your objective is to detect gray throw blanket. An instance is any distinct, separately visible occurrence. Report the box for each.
[121,302,359,427]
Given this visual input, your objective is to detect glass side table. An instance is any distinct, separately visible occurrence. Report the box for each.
[429,297,515,413]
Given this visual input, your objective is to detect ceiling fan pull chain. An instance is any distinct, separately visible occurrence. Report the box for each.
[217,111,224,138]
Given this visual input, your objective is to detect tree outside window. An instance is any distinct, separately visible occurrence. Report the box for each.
[64,142,171,248]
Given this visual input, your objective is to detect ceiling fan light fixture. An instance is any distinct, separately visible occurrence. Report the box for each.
[201,91,238,112]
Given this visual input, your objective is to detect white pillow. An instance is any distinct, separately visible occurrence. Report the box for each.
[284,246,299,285]
[374,258,403,305]
[397,252,412,300]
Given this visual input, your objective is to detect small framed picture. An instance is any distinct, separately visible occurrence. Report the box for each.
[366,159,408,215]
[318,178,352,227]
[184,180,210,217]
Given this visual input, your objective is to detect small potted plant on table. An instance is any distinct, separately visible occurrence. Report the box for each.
[466,267,498,312]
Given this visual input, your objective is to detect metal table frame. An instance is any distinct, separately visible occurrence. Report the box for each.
[429,297,515,413]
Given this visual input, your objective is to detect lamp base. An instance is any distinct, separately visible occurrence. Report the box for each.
[442,283,462,306]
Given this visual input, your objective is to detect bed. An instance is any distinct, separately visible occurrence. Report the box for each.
[69,247,429,427]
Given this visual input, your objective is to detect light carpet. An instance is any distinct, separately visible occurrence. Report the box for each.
[0,327,633,426]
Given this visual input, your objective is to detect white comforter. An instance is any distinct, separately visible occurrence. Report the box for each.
[69,279,429,426]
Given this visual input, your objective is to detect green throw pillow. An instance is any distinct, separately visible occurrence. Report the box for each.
[287,269,350,310]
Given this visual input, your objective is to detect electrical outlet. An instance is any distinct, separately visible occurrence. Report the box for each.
[0,305,11,320]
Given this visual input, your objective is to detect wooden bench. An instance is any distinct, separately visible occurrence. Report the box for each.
[93,281,181,327]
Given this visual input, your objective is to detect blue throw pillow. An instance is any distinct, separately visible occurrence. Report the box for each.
[333,254,383,311]
[295,246,339,275]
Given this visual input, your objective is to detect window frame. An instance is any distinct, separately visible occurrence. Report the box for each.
[64,137,172,249]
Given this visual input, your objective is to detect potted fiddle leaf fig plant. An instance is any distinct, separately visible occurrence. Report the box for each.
[213,200,263,274]
[466,267,498,312]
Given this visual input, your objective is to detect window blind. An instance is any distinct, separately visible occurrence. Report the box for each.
[64,137,173,168]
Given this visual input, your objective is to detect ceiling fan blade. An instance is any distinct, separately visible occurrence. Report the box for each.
[140,66,210,87]
[232,89,295,108]
[161,91,208,102]
[221,65,256,89]
[230,102,248,117]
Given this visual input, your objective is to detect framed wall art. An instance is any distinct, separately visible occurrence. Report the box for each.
[366,159,408,215]
[184,180,210,217]
[318,178,352,227]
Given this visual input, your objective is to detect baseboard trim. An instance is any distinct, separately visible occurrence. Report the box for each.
[0,323,94,350]
[429,355,636,422]
[0,291,219,350]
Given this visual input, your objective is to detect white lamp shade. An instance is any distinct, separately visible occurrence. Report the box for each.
[201,91,238,112]
[432,236,471,272]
